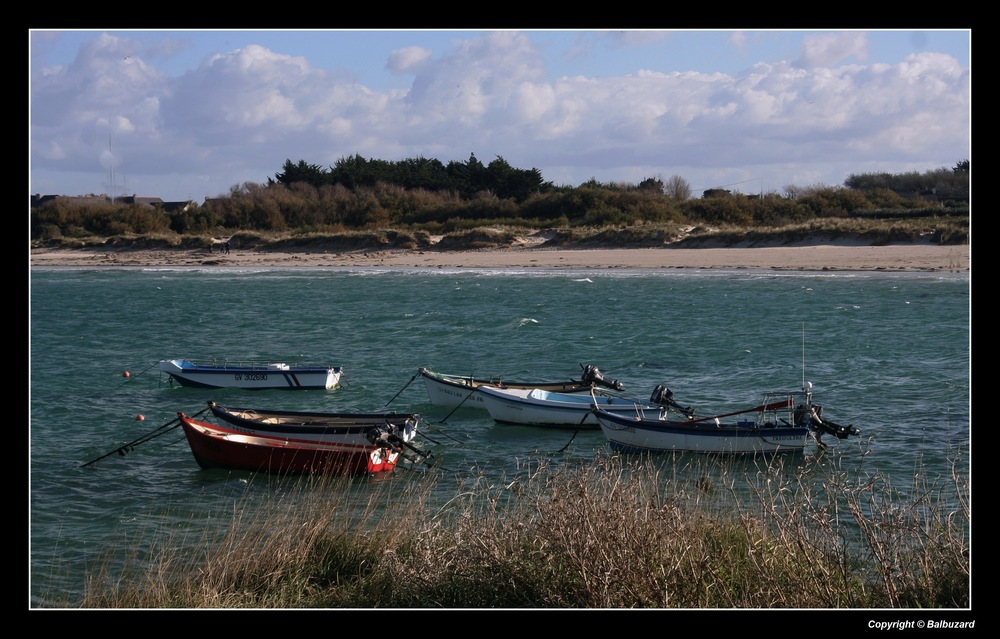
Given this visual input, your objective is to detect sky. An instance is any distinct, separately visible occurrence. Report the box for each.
[29,29,971,203]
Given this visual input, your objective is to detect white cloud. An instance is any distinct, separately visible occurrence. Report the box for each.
[386,46,431,74]
[794,31,869,69]
[30,30,970,200]
[508,82,557,122]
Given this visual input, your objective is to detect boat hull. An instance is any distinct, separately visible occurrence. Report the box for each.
[477,386,661,429]
[160,359,342,390]
[418,367,595,408]
[208,404,420,444]
[596,411,809,455]
[177,413,406,475]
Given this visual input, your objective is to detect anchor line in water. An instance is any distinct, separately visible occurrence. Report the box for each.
[438,385,478,424]
[556,408,594,453]
[384,372,417,408]
[105,361,161,395]
[81,406,210,468]
[420,421,465,444]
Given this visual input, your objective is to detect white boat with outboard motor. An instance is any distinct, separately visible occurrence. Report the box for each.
[417,364,624,409]
[594,383,860,455]
[475,383,687,429]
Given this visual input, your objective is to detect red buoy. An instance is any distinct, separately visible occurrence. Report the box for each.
[135,414,145,421]
[123,371,131,378]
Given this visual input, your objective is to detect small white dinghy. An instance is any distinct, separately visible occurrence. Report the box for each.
[159,358,342,390]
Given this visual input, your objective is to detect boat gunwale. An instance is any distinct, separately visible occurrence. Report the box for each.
[209,404,421,439]
[418,367,594,393]
[594,408,809,437]
[162,358,341,374]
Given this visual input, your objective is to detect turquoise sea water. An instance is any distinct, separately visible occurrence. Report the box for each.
[29,265,971,607]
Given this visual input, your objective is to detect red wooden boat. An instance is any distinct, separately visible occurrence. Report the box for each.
[177,411,417,475]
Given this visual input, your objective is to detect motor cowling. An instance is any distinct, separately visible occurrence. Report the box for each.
[650,384,694,417]
[650,384,674,405]
[823,420,861,439]
[808,413,861,439]
[580,364,624,391]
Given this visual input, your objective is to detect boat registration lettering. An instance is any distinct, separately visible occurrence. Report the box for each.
[234,373,269,381]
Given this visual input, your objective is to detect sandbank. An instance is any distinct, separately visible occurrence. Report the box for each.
[30,242,969,272]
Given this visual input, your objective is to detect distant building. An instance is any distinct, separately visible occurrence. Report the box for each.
[162,200,195,213]
[31,194,107,208]
[117,195,163,207]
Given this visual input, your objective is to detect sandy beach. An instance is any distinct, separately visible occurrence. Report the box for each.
[30,242,969,272]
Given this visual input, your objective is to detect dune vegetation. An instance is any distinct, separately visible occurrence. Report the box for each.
[31,158,969,252]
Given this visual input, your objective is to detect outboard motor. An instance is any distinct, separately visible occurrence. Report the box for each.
[650,384,694,417]
[366,424,402,451]
[649,384,674,405]
[816,419,861,439]
[579,364,625,391]
[805,405,861,440]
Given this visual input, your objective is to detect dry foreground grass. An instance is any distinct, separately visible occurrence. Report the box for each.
[75,452,970,609]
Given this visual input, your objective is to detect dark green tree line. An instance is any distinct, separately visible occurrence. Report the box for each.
[269,153,552,203]
[844,161,970,202]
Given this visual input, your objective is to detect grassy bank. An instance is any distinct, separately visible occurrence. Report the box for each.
[68,450,969,609]
[31,213,970,255]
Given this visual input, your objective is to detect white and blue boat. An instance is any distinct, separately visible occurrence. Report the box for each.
[158,358,343,390]
[475,384,671,429]
[594,384,860,455]
[417,364,624,408]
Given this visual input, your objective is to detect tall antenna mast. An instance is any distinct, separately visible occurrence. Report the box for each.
[801,323,806,389]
